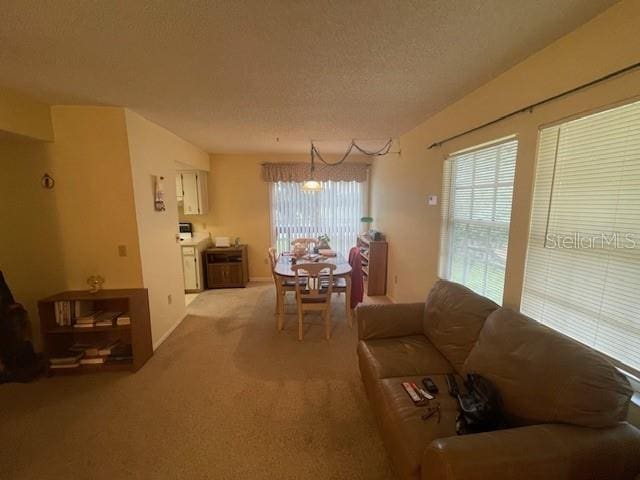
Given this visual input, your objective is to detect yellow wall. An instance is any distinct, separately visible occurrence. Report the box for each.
[0,138,65,347]
[0,86,53,141]
[125,109,209,346]
[45,106,144,290]
[179,154,275,279]
[370,0,640,306]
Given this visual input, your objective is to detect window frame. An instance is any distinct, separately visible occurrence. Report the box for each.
[439,136,518,304]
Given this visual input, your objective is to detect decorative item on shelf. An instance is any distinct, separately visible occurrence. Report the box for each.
[154,175,166,211]
[234,237,240,247]
[86,275,105,293]
[302,139,396,192]
[360,216,374,233]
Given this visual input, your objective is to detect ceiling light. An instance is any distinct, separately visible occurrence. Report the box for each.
[302,179,322,192]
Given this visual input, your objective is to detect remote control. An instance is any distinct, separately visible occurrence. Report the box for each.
[422,377,439,394]
[402,382,422,403]
[417,386,434,400]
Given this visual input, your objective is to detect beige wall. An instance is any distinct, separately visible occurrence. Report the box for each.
[0,86,53,141]
[179,154,276,279]
[370,0,640,306]
[125,109,209,346]
[0,138,65,347]
[44,106,144,290]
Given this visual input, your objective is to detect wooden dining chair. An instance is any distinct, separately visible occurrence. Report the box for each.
[291,237,318,253]
[269,247,292,328]
[292,263,336,340]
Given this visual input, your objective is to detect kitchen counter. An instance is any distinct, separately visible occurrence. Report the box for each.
[179,232,211,248]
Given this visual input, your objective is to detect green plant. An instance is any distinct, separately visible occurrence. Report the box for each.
[318,234,331,244]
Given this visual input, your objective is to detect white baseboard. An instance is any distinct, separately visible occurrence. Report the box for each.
[153,314,187,351]
[250,277,271,282]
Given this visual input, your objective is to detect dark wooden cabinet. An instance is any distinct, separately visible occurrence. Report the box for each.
[205,245,249,288]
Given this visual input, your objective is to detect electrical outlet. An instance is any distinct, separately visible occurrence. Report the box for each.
[167,294,172,305]
[118,245,128,257]
[394,275,398,284]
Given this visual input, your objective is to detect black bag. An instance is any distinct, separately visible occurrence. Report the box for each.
[448,373,505,434]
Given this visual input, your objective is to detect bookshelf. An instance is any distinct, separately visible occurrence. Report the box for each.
[38,289,153,374]
[357,234,388,296]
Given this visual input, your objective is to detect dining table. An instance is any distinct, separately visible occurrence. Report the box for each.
[274,252,353,325]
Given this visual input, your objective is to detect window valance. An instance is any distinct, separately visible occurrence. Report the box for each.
[261,162,369,183]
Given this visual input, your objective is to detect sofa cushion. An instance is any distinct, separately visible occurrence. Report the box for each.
[372,376,460,480]
[357,336,454,381]
[423,279,499,372]
[463,308,633,428]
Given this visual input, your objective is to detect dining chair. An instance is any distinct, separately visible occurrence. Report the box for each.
[291,237,318,253]
[268,247,293,329]
[291,262,336,340]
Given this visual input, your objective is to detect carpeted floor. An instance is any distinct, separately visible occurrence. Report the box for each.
[0,283,396,479]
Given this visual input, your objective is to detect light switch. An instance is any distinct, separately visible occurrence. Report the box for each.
[118,245,128,257]
[427,195,438,206]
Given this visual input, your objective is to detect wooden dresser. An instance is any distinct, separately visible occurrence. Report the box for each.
[204,245,249,288]
[357,235,388,296]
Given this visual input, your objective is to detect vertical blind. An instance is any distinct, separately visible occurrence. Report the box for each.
[521,100,640,376]
[439,138,518,304]
[270,181,364,258]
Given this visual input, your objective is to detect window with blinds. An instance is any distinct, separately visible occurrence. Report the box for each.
[439,138,518,304]
[522,99,640,376]
[270,181,364,258]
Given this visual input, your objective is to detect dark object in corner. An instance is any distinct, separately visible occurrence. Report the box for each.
[454,373,506,435]
[0,271,44,383]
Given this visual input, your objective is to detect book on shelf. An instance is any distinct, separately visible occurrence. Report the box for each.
[49,352,84,365]
[116,314,131,326]
[94,311,121,327]
[69,342,92,352]
[106,343,133,362]
[50,362,80,369]
[54,300,96,327]
[80,356,105,365]
[98,340,121,356]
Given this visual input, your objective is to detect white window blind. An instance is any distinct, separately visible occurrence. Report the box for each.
[522,100,640,376]
[270,181,364,258]
[439,138,518,304]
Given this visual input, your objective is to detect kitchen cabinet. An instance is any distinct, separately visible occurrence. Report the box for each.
[178,170,209,215]
[180,234,211,292]
[205,245,249,289]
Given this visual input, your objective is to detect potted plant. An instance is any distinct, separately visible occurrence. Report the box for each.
[360,216,374,233]
[317,234,331,250]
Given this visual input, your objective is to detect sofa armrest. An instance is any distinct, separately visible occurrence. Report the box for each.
[422,423,640,480]
[356,303,424,340]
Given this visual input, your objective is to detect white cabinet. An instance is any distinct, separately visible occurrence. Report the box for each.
[178,170,209,215]
[182,246,200,291]
[180,235,211,292]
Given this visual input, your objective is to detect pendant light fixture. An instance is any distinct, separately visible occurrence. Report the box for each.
[302,143,322,191]
[302,138,394,192]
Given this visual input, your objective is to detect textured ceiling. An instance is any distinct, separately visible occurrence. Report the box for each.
[0,0,616,153]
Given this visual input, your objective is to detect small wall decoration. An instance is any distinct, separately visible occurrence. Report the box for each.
[154,175,166,211]
[41,173,55,189]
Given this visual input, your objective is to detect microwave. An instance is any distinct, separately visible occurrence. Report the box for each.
[178,222,193,240]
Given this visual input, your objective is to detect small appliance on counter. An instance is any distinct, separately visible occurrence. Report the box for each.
[178,222,193,240]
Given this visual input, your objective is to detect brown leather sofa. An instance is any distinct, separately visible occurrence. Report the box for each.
[357,279,640,480]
